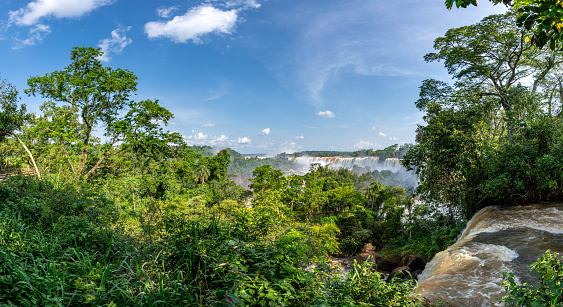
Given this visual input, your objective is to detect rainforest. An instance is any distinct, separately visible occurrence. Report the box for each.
[2,2,563,307]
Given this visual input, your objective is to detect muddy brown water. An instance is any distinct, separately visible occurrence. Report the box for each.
[416,203,563,307]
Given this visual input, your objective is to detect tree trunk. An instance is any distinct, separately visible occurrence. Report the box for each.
[11,133,41,179]
[84,147,126,180]
[60,145,76,174]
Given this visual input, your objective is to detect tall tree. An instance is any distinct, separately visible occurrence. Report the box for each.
[406,12,563,215]
[0,76,41,179]
[26,47,182,180]
[423,12,560,139]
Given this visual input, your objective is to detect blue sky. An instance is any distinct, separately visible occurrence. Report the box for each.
[0,0,506,154]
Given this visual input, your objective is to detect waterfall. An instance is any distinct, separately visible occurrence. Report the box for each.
[290,156,405,172]
[417,203,563,307]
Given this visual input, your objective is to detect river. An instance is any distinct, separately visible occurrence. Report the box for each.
[416,202,563,306]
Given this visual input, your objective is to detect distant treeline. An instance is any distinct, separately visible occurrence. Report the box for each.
[222,144,417,189]
[292,144,414,159]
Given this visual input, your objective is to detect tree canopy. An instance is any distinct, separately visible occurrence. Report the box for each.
[26,47,183,179]
[0,76,41,178]
[446,0,563,50]
[404,11,563,215]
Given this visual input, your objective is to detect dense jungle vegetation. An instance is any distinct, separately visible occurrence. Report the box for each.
[227,144,416,190]
[3,4,563,305]
[0,47,453,306]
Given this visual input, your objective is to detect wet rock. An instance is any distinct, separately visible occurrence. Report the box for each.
[386,265,410,282]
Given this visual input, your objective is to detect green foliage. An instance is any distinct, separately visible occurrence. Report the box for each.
[406,12,563,216]
[446,0,563,50]
[25,47,183,180]
[323,258,424,306]
[502,250,563,306]
[0,76,26,139]
[0,46,460,306]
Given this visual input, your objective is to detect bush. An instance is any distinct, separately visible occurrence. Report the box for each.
[502,250,563,306]
[322,258,424,306]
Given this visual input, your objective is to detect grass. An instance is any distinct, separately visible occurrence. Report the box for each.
[0,174,429,306]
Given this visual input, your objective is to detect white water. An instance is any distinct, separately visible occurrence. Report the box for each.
[290,156,403,172]
[417,203,563,306]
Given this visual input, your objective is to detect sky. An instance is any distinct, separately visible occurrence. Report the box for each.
[0,0,507,155]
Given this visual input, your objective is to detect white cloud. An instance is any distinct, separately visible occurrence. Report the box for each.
[225,0,261,9]
[210,134,229,144]
[13,23,51,49]
[256,141,274,149]
[145,5,238,44]
[279,141,301,153]
[377,132,387,137]
[10,0,113,26]
[237,136,252,144]
[370,126,377,131]
[389,137,398,141]
[194,132,208,140]
[295,134,304,140]
[354,139,377,149]
[203,122,215,127]
[316,110,335,118]
[273,1,505,104]
[157,6,179,18]
[97,26,132,62]
[257,128,270,136]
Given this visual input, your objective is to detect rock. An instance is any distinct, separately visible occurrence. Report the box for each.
[352,243,381,266]
[384,254,428,282]
[386,265,410,282]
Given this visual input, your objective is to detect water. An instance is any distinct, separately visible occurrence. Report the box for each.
[290,156,403,172]
[417,203,563,306]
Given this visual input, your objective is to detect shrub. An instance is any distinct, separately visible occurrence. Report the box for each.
[502,250,563,306]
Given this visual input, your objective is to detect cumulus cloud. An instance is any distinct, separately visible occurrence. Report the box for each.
[145,5,238,44]
[202,122,215,127]
[354,139,377,149]
[157,6,179,18]
[237,136,252,144]
[295,134,304,140]
[13,23,51,49]
[194,132,208,140]
[377,132,387,137]
[9,0,113,26]
[97,26,132,62]
[209,134,229,144]
[258,128,270,136]
[389,137,398,141]
[316,110,335,118]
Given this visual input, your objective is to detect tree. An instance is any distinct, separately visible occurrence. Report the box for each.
[196,164,210,184]
[31,101,85,175]
[405,12,563,215]
[446,0,563,50]
[0,76,41,179]
[423,12,560,140]
[26,47,182,179]
[249,165,287,195]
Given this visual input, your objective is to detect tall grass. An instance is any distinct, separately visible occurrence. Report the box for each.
[0,175,426,306]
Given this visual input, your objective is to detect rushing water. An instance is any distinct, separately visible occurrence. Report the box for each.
[417,203,563,307]
[290,156,403,172]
